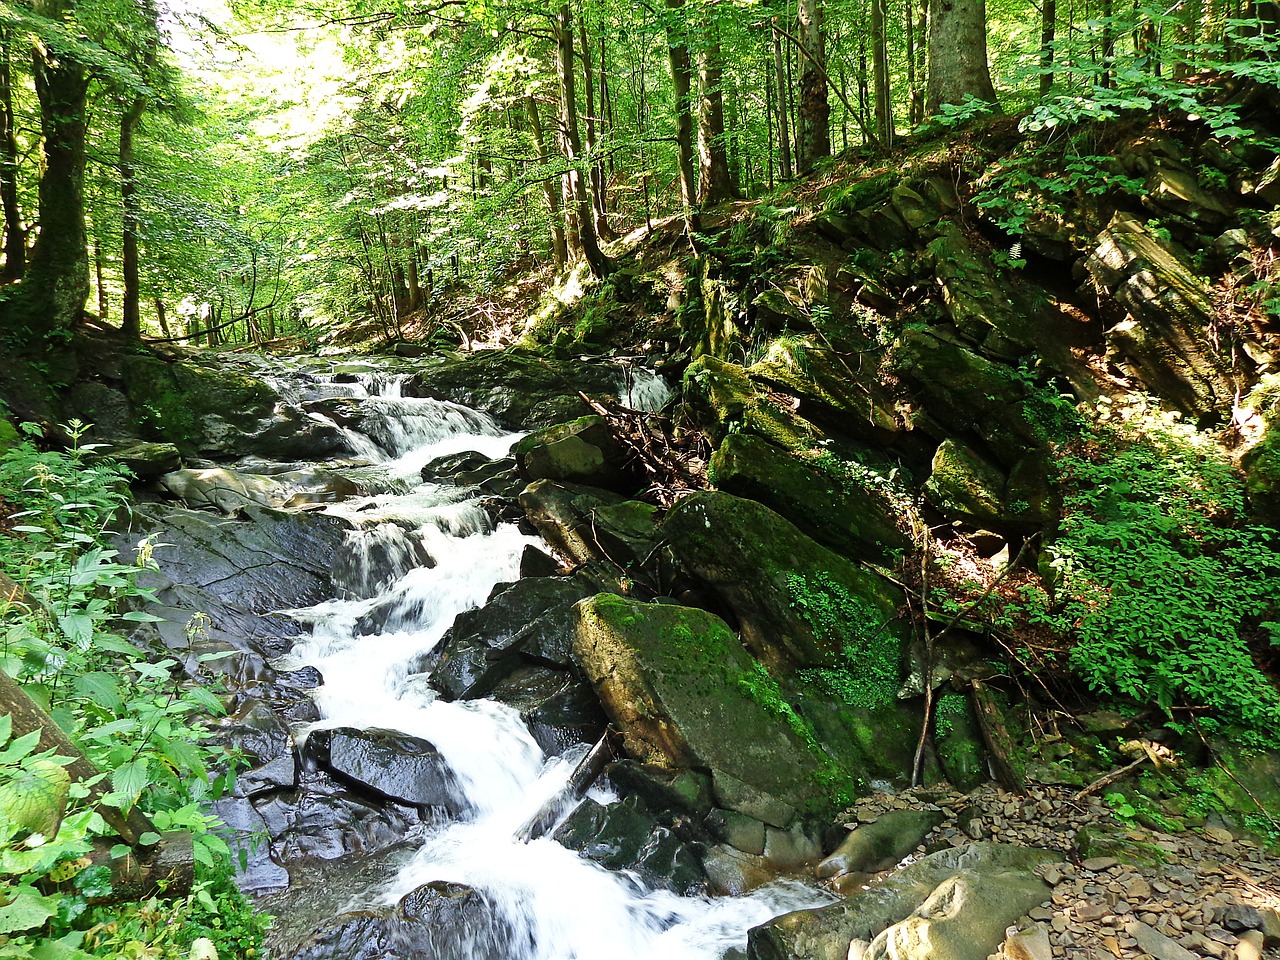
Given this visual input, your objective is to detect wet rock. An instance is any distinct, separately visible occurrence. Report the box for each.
[430,575,600,700]
[220,698,293,764]
[253,775,425,863]
[519,480,625,566]
[747,843,1055,960]
[290,880,518,960]
[553,795,706,895]
[421,451,521,497]
[662,491,904,669]
[405,350,620,430]
[514,415,631,490]
[610,761,715,823]
[924,439,1011,526]
[816,809,946,878]
[709,433,908,563]
[307,727,465,813]
[573,594,831,825]
[481,666,608,755]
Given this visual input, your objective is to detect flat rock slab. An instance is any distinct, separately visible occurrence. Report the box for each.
[748,842,1055,960]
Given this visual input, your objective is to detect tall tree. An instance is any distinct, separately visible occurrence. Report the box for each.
[555,3,609,277]
[795,0,830,172]
[695,7,736,203]
[926,0,999,112]
[0,27,25,283]
[664,0,699,225]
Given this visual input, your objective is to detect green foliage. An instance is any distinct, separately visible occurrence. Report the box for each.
[0,424,267,958]
[790,573,901,711]
[1043,408,1280,739]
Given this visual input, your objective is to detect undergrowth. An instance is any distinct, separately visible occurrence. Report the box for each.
[0,422,268,958]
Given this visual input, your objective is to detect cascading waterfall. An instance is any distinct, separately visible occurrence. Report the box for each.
[272,364,831,960]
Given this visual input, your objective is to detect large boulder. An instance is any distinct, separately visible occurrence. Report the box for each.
[405,350,621,429]
[661,491,904,670]
[159,466,360,514]
[514,415,631,490]
[709,433,908,562]
[429,575,600,700]
[305,727,465,813]
[572,595,833,826]
[747,843,1055,960]
[683,355,825,451]
[1086,213,1246,418]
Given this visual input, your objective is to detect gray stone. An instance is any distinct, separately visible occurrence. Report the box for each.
[816,809,946,878]
[1126,919,1197,960]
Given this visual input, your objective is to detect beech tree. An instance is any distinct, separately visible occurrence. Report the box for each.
[926,0,999,112]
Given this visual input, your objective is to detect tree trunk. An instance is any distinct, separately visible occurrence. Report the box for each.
[695,18,736,203]
[120,95,146,340]
[795,0,831,173]
[926,0,1000,113]
[872,0,893,146]
[556,3,610,277]
[1100,0,1115,87]
[0,28,25,283]
[525,96,568,270]
[155,298,170,338]
[11,39,91,340]
[1041,0,1057,94]
[664,0,699,226]
[771,18,794,179]
[578,18,612,239]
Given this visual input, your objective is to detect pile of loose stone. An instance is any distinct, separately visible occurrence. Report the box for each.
[841,782,1280,960]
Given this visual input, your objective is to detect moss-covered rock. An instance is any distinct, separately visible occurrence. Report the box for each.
[120,354,278,455]
[683,355,824,451]
[747,341,901,444]
[514,415,630,491]
[1243,425,1280,527]
[571,594,828,825]
[709,433,908,563]
[924,439,1008,525]
[662,490,904,670]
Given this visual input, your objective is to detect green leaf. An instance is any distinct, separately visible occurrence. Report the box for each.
[0,759,71,837]
[74,671,123,712]
[137,831,161,846]
[0,885,58,934]
[119,611,166,623]
[0,730,42,766]
[110,759,149,807]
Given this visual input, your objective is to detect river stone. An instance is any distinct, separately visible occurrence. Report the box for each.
[219,698,293,765]
[662,491,904,670]
[482,666,608,755]
[572,594,827,825]
[404,350,620,429]
[816,809,946,878]
[290,881,516,960]
[252,775,424,863]
[307,727,465,813]
[747,843,1056,960]
[514,415,630,490]
[709,434,907,563]
[553,795,706,895]
[519,479,625,566]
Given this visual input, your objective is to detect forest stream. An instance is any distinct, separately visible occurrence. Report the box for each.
[120,357,833,960]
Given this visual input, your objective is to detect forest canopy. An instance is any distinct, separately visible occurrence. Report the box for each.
[0,0,1275,349]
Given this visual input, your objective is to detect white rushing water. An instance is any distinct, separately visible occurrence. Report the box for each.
[275,364,831,960]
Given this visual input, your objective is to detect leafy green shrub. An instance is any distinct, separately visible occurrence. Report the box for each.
[1047,408,1280,738]
[0,423,268,957]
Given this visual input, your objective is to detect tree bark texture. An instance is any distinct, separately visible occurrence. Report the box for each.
[14,39,91,339]
[556,4,610,277]
[695,20,736,203]
[0,29,24,283]
[872,0,893,146]
[795,0,831,173]
[926,0,1000,113]
[771,19,794,180]
[664,0,699,223]
[525,96,568,269]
